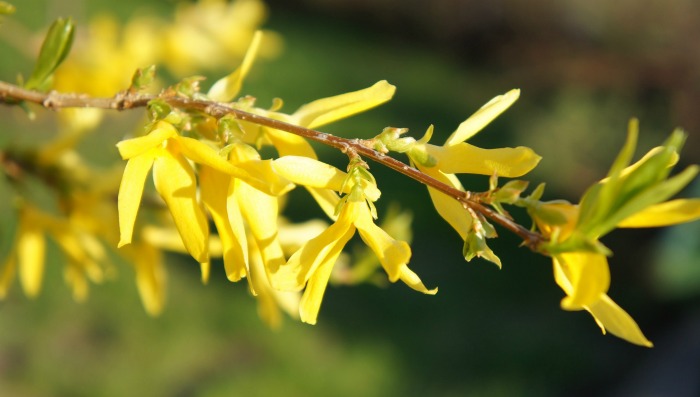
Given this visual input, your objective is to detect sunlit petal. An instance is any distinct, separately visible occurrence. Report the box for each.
[617,198,700,228]
[354,203,411,283]
[299,226,355,324]
[207,30,262,102]
[116,121,177,159]
[399,266,438,295]
[200,165,247,281]
[236,180,286,287]
[152,146,210,268]
[586,294,653,347]
[553,252,610,310]
[427,143,540,177]
[118,150,156,247]
[292,80,396,129]
[282,203,357,291]
[444,89,520,146]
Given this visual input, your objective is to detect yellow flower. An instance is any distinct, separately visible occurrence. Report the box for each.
[534,195,700,347]
[116,121,292,282]
[0,203,106,301]
[267,157,436,324]
[407,90,540,261]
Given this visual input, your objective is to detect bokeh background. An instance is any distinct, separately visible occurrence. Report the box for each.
[1,0,699,396]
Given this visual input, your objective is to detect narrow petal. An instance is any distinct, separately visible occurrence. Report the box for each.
[617,198,700,228]
[118,152,156,247]
[292,80,396,129]
[282,203,357,290]
[200,165,247,281]
[427,143,540,177]
[553,252,610,310]
[248,237,301,328]
[444,89,520,146]
[116,121,177,159]
[131,242,166,316]
[586,294,653,347]
[416,166,473,239]
[207,30,262,102]
[399,266,438,295]
[0,256,17,299]
[236,180,287,287]
[17,225,45,298]
[152,147,210,266]
[273,156,346,190]
[354,203,411,283]
[235,159,295,196]
[299,226,356,324]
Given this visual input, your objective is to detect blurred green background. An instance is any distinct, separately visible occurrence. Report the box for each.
[1,0,700,396]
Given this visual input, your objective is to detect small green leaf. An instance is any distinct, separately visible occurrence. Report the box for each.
[463,219,501,267]
[25,17,75,91]
[174,76,205,98]
[129,65,157,92]
[146,99,172,122]
[601,165,699,236]
[493,180,529,204]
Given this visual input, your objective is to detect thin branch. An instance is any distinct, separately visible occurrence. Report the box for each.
[0,80,547,251]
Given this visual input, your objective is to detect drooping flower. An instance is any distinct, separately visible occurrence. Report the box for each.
[407,90,541,264]
[268,156,436,324]
[530,125,700,346]
[116,120,292,282]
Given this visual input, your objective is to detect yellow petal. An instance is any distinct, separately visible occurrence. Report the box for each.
[444,89,520,146]
[427,143,540,177]
[248,237,301,328]
[354,203,411,283]
[207,30,262,102]
[17,225,45,298]
[399,266,438,295]
[553,252,610,310]
[273,156,347,190]
[235,159,295,196]
[417,166,473,239]
[617,198,700,228]
[236,180,286,287]
[299,226,356,324]
[586,294,653,347]
[176,136,239,174]
[116,121,177,159]
[281,202,357,291]
[118,151,156,247]
[131,242,166,316]
[292,80,396,129]
[200,165,248,281]
[152,147,210,266]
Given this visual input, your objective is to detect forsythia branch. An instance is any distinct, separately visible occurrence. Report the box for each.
[0,80,547,251]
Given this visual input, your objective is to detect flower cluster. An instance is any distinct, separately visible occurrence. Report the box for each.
[1,1,700,347]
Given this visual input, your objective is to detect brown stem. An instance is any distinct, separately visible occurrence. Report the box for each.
[0,80,546,251]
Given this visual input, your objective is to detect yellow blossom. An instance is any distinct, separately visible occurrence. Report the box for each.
[267,158,436,324]
[407,90,540,261]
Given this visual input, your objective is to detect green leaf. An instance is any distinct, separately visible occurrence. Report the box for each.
[493,180,529,204]
[463,219,501,267]
[25,17,75,91]
[577,120,638,234]
[600,165,699,235]
[129,65,157,92]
